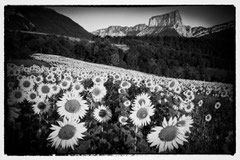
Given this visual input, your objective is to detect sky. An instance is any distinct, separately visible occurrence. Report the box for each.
[50,5,235,32]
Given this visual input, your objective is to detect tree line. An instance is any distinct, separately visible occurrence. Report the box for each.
[5,30,234,83]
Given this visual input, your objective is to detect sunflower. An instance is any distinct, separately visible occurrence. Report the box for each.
[7,81,15,91]
[113,73,122,81]
[51,84,61,95]
[129,103,155,127]
[92,75,105,85]
[71,82,84,93]
[34,75,44,84]
[46,73,55,82]
[145,80,154,88]
[205,114,212,122]
[48,118,87,150]
[9,87,26,103]
[174,85,182,94]
[119,116,128,125]
[133,93,151,106]
[153,85,163,93]
[50,66,59,73]
[32,99,51,114]
[52,77,57,83]
[120,80,131,89]
[26,90,41,103]
[30,74,36,81]
[37,83,53,98]
[184,102,194,113]
[93,105,112,123]
[184,90,195,100]
[147,117,188,153]
[215,102,221,109]
[221,90,228,98]
[64,75,73,82]
[89,84,107,102]
[167,80,179,91]
[198,100,203,107]
[60,79,71,90]
[206,89,211,95]
[19,77,34,91]
[57,91,89,120]
[118,88,127,94]
[176,115,194,134]
[7,65,17,77]
[123,100,131,107]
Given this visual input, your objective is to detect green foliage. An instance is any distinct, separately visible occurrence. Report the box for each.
[5,30,234,84]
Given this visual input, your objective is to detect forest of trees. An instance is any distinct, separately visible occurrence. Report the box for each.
[5,30,235,84]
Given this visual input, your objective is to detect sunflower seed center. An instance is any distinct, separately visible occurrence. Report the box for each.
[158,126,178,141]
[38,102,46,110]
[58,124,76,140]
[65,100,81,113]
[74,84,80,90]
[169,81,175,88]
[138,99,146,105]
[93,88,101,96]
[122,81,128,87]
[23,81,31,88]
[99,109,107,117]
[62,81,68,87]
[14,91,22,99]
[136,108,148,119]
[41,85,50,94]
[96,77,101,83]
[30,93,36,99]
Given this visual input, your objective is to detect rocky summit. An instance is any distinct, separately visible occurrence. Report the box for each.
[92,10,234,38]
[148,10,182,27]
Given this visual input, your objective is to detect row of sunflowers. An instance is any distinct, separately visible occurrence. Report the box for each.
[5,53,234,154]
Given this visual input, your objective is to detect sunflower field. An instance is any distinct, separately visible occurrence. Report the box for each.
[5,53,235,155]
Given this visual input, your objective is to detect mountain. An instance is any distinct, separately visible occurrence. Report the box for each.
[92,10,234,38]
[5,6,93,39]
[192,21,235,38]
[92,24,148,37]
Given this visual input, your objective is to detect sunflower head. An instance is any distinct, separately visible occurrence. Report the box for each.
[98,109,107,117]
[92,87,101,96]
[57,91,89,120]
[48,118,87,150]
[136,108,148,119]
[9,88,26,103]
[158,126,178,141]
[205,114,212,122]
[64,100,81,113]
[93,105,112,123]
[32,100,51,114]
[38,102,47,110]
[58,124,76,140]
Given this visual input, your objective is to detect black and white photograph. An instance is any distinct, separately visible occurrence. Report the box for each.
[2,1,239,158]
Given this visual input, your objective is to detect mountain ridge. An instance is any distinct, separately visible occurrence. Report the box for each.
[5,6,93,39]
[92,10,234,38]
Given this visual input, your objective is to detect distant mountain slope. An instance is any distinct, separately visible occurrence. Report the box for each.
[92,10,235,38]
[5,6,93,39]
[200,27,235,41]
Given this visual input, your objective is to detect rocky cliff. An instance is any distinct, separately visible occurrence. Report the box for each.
[148,10,182,27]
[92,24,148,37]
[92,10,234,38]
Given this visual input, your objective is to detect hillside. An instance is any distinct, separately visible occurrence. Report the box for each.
[5,6,93,39]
